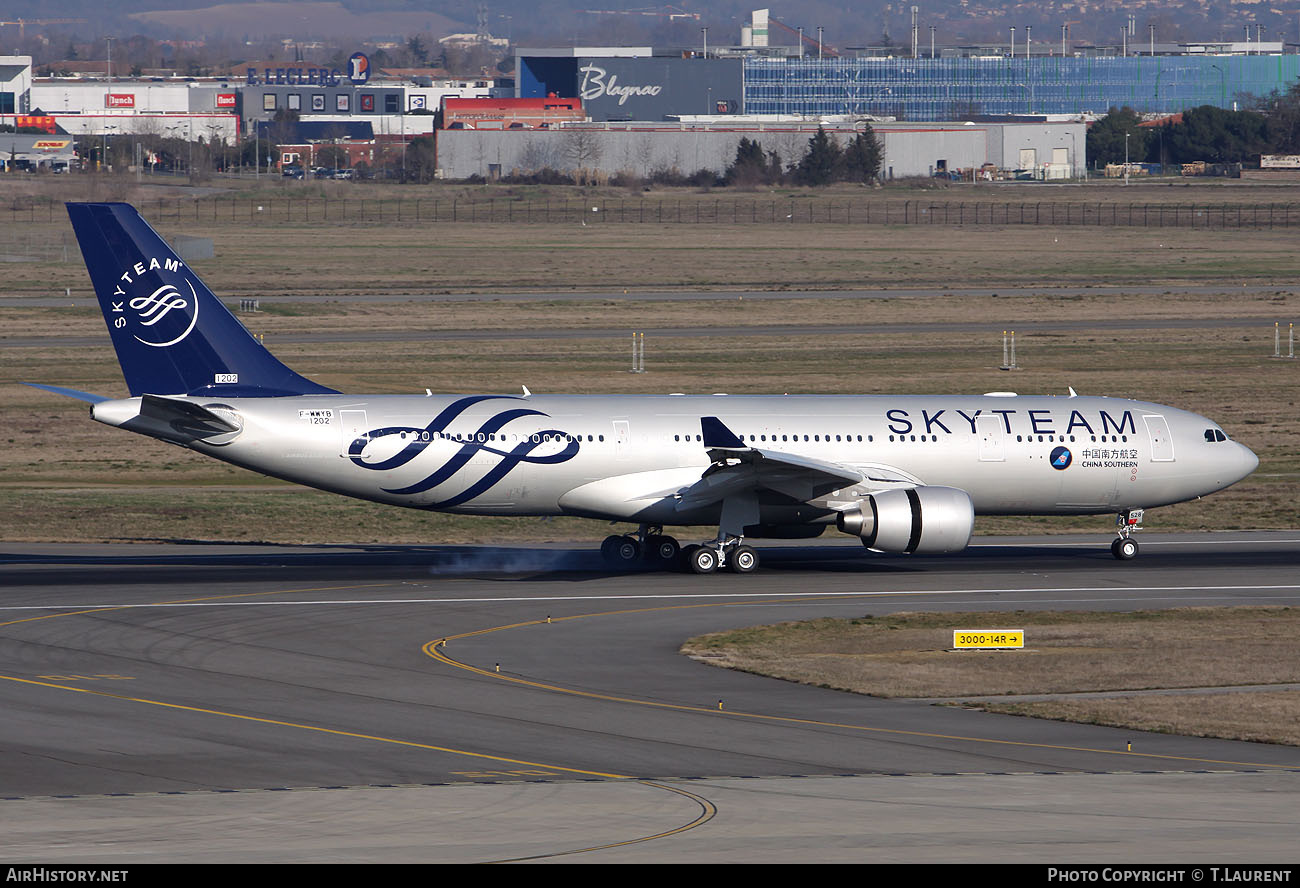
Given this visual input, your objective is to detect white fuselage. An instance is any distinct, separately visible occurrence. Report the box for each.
[93,392,1258,528]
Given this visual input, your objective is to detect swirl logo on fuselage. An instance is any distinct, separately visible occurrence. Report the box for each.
[347,395,580,508]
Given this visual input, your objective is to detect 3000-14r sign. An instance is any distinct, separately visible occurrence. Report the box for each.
[953,630,1025,650]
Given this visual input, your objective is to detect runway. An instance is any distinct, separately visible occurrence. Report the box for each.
[2,532,1299,862]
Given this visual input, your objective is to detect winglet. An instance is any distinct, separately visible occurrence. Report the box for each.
[701,416,747,450]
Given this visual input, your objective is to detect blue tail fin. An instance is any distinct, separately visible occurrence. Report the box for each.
[67,202,338,398]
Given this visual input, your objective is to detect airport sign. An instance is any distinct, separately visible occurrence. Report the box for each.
[953,630,1025,650]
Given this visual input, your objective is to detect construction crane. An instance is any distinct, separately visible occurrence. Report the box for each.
[0,18,87,42]
[581,6,701,21]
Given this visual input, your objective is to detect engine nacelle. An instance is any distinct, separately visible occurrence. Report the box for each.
[835,486,974,554]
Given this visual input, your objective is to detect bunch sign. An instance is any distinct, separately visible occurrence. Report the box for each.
[952,629,1025,650]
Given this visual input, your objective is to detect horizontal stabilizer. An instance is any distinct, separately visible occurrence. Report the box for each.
[92,395,242,445]
[139,394,240,435]
[22,383,109,404]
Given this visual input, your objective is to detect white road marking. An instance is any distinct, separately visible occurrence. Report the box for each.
[2,585,1300,611]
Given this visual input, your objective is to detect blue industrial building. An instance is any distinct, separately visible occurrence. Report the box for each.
[743,55,1300,121]
[518,48,1300,122]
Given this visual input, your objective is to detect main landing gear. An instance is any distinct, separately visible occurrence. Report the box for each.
[599,526,759,574]
[681,536,759,575]
[601,525,681,569]
[1110,509,1144,560]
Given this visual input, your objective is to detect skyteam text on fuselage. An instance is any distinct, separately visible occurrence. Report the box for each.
[31,202,1259,573]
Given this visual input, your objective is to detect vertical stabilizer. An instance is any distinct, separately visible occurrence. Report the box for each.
[67,202,338,397]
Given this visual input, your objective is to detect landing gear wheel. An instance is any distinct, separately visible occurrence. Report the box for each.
[613,536,642,565]
[728,545,759,574]
[646,534,680,564]
[602,535,641,566]
[1112,538,1139,560]
[685,544,719,574]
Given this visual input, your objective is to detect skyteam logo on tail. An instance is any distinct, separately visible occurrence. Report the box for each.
[109,256,199,348]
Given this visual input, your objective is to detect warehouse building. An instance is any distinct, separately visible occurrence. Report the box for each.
[435,119,1085,181]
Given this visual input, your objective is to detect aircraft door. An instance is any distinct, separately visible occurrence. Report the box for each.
[612,419,631,460]
[976,414,1005,461]
[340,409,369,457]
[1144,415,1175,462]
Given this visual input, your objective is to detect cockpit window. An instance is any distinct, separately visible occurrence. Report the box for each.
[1205,429,1228,442]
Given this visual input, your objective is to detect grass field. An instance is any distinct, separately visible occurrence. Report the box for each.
[681,608,1300,746]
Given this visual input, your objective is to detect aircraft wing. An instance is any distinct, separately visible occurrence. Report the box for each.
[675,417,866,511]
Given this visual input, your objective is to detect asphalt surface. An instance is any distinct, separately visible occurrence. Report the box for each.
[2,532,1299,862]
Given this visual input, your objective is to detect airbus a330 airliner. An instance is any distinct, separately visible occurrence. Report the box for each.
[30,203,1259,574]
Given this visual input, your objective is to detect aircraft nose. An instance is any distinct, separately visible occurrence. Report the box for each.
[1238,442,1260,480]
[1229,441,1259,484]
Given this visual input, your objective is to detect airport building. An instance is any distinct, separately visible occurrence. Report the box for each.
[435,119,1085,181]
[1,55,32,115]
[516,46,1300,123]
[1,54,501,148]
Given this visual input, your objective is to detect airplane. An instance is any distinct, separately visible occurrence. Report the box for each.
[28,202,1259,574]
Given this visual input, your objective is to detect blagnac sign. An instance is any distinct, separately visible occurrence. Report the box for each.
[578,65,662,106]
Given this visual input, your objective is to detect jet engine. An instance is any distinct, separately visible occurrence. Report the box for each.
[835,486,974,554]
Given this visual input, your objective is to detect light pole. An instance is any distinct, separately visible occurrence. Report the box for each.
[701,27,707,58]
[1010,27,1016,58]
[103,123,118,172]
[1124,130,1130,186]
[207,123,223,175]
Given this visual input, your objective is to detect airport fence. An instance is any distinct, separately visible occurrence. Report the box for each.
[8,196,1300,230]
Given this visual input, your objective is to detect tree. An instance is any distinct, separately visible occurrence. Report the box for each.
[724,136,767,186]
[315,145,349,168]
[404,135,437,183]
[562,128,603,171]
[1260,82,1300,154]
[841,126,883,183]
[406,35,428,67]
[794,126,841,186]
[1086,107,1149,167]
[1164,106,1269,164]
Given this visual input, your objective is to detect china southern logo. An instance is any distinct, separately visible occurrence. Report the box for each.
[1050,446,1072,470]
[109,256,200,348]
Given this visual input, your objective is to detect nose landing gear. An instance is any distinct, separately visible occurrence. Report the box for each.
[1111,509,1144,560]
